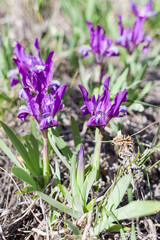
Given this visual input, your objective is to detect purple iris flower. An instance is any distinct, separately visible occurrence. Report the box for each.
[79,21,119,64]
[130,0,159,19]
[9,38,54,88]
[115,15,152,55]
[13,38,67,130]
[17,79,67,131]
[79,77,128,129]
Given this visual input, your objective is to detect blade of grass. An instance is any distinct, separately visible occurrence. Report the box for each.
[0,138,22,168]
[115,201,160,220]
[37,191,82,219]
[48,132,70,170]
[0,121,38,177]
[50,128,73,161]
[12,167,37,187]
[71,116,82,152]
[58,184,73,207]
[106,174,132,213]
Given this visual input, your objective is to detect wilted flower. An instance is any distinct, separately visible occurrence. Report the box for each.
[79,77,127,129]
[79,21,119,64]
[9,38,54,88]
[115,15,152,55]
[130,0,158,19]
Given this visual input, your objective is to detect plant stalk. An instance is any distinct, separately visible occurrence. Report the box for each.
[96,63,103,88]
[42,129,50,186]
[93,128,103,179]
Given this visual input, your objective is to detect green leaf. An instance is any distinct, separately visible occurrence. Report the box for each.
[128,100,160,110]
[66,220,81,237]
[86,0,95,20]
[50,186,59,198]
[79,59,91,91]
[37,191,82,219]
[12,167,37,187]
[138,141,160,167]
[131,219,136,240]
[111,67,129,94]
[0,138,22,168]
[0,121,37,177]
[0,106,17,115]
[22,133,42,173]
[71,116,82,152]
[37,0,43,9]
[55,159,61,182]
[93,128,100,176]
[108,208,127,240]
[30,118,38,139]
[17,186,37,194]
[51,128,73,161]
[94,212,109,235]
[137,81,152,100]
[58,184,73,207]
[81,169,97,203]
[86,199,96,211]
[128,103,144,112]
[50,210,60,225]
[30,134,42,167]
[108,63,117,88]
[70,155,80,198]
[48,131,70,170]
[77,145,84,190]
[106,174,132,213]
[74,196,84,213]
[94,203,130,236]
[148,159,160,171]
[115,201,160,220]
[107,224,130,232]
[135,64,146,82]
[70,155,83,211]
[0,121,29,161]
[0,91,12,102]
[22,136,41,174]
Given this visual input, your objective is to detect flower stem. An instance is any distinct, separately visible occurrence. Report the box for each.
[96,63,102,88]
[42,129,50,186]
[93,128,103,179]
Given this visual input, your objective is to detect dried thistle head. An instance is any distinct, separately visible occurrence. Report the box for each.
[113,131,135,161]
[113,130,134,147]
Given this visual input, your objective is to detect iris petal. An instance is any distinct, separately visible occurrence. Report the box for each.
[80,21,119,64]
[79,79,128,129]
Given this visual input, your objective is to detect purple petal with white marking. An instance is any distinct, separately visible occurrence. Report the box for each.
[17,105,29,121]
[86,115,106,128]
[79,45,91,58]
[39,116,59,130]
